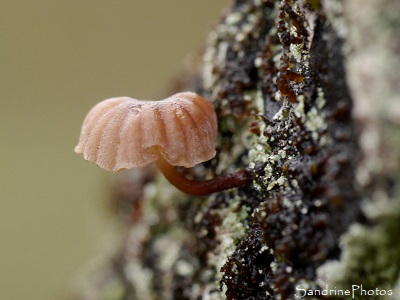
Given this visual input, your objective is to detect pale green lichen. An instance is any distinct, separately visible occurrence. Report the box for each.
[273,4,328,164]
[209,195,250,271]
[93,176,183,300]
[125,263,155,300]
[195,193,252,299]
[175,260,194,277]
[290,43,308,63]
[294,89,328,140]
[248,88,330,191]
[317,196,400,299]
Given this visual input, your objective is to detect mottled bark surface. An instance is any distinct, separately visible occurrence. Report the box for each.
[74,0,400,299]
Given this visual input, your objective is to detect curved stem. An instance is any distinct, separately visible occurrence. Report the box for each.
[155,157,251,196]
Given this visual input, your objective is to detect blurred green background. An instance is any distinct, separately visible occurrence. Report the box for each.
[0,1,228,299]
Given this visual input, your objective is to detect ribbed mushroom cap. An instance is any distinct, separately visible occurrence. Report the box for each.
[74,92,218,171]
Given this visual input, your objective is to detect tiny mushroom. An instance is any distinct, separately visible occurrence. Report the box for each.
[74,92,251,196]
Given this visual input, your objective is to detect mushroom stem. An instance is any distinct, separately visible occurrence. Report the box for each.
[155,157,251,196]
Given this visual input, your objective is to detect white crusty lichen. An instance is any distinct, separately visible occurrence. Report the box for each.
[248,87,330,192]
[193,193,252,299]
[209,195,249,270]
[294,89,328,142]
[108,173,190,300]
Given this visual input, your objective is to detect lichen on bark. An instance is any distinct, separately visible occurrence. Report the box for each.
[74,0,400,299]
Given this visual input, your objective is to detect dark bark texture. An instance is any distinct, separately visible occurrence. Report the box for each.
[74,0,400,299]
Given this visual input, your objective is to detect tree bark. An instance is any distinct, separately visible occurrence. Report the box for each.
[74,0,400,299]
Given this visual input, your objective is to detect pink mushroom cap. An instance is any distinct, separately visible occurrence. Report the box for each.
[75,92,218,172]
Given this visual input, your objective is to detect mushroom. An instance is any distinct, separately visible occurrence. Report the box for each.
[74,92,251,196]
